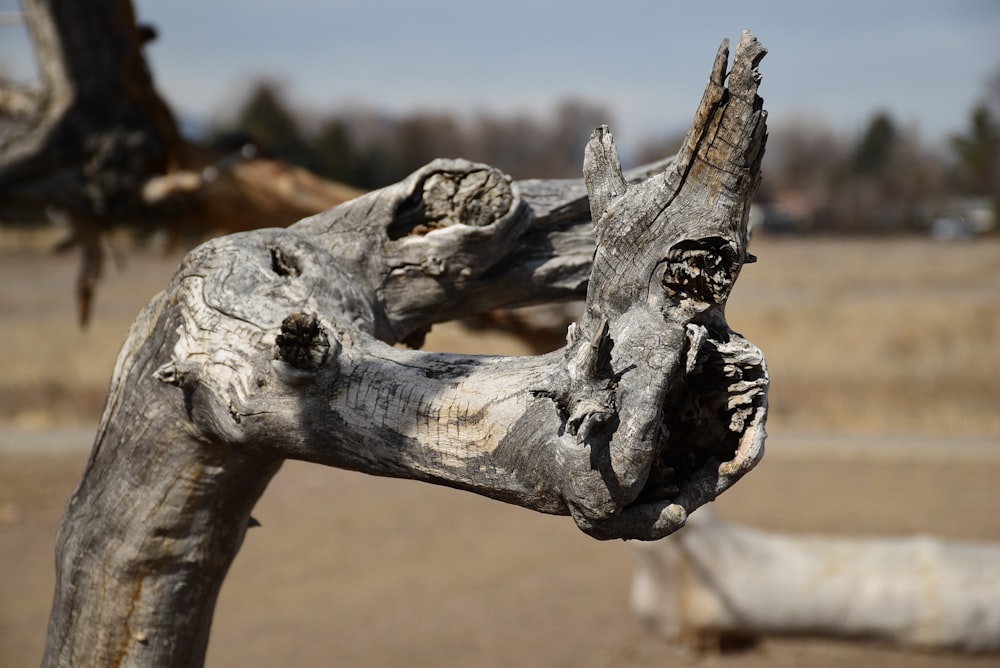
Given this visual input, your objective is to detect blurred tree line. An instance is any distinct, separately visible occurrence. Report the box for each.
[745,65,998,235]
[208,80,613,186]
[758,103,998,234]
[212,74,998,235]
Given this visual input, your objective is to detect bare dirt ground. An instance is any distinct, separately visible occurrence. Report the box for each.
[1,232,999,667]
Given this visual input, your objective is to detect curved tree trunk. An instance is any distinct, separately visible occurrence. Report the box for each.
[43,32,769,667]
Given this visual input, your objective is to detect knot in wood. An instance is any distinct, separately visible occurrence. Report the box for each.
[269,245,301,277]
[388,167,513,238]
[275,312,330,371]
[661,236,740,306]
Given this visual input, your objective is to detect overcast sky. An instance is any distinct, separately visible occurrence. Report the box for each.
[3,0,999,157]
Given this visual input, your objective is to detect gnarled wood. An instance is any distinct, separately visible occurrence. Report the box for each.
[43,32,769,667]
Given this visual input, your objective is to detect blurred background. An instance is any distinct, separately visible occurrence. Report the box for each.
[1,1,998,667]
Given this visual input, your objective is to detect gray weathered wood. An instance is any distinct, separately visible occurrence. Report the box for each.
[43,32,769,667]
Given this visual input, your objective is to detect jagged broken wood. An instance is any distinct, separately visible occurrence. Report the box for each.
[43,32,769,667]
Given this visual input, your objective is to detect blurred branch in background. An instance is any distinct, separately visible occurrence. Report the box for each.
[0,0,361,325]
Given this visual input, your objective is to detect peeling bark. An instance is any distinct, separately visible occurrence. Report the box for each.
[43,32,769,667]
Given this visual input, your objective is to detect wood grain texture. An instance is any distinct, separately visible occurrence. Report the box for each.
[44,32,770,667]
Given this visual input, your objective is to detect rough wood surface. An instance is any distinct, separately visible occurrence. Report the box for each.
[43,32,769,667]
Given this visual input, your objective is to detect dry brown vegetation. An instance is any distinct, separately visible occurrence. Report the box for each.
[1,231,999,666]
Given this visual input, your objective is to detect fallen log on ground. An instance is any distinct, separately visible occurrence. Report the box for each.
[630,506,1000,653]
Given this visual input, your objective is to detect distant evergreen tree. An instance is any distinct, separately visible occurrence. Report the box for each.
[313,119,356,183]
[852,113,897,176]
[216,81,317,169]
[950,104,1000,195]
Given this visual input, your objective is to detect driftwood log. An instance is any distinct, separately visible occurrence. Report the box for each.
[42,32,769,668]
[630,507,1000,652]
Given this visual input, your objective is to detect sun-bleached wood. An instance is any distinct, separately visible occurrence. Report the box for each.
[43,32,769,667]
[631,507,1000,652]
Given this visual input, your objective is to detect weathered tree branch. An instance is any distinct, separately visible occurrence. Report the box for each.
[44,32,769,667]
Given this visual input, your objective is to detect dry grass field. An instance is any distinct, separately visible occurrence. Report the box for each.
[725,237,1000,437]
[1,230,999,667]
